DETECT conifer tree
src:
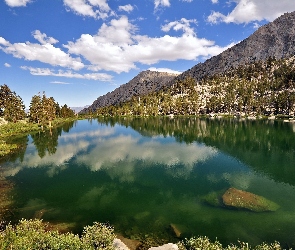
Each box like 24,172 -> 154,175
0,84 -> 26,122
29,94 -> 43,124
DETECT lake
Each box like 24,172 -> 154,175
1,117 -> 295,248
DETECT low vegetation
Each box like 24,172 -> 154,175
0,219 -> 115,250
0,219 -> 285,250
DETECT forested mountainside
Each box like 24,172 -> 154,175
79,71 -> 178,114
81,11 -> 295,116
95,56 -> 295,117
175,11 -> 295,82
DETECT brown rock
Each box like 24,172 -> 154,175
170,224 -> 182,238
117,234 -> 142,250
222,187 -> 279,212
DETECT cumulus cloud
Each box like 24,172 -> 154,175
118,4 -> 134,13
207,0 -> 295,24
161,18 -> 197,35
0,36 -> 84,70
32,30 -> 59,45
0,17 -> 233,77
21,66 -> 113,81
4,0 -> 31,7
148,67 -> 182,74
211,0 -> 218,3
154,0 -> 170,9
63,0 -> 114,19
4,63 -> 11,67
65,16 -> 233,73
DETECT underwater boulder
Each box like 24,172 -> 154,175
222,187 -> 280,212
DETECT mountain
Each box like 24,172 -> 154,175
80,11 -> 295,114
175,11 -> 295,82
70,105 -> 90,114
79,71 -> 179,114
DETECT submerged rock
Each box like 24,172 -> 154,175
170,224 -> 182,238
222,187 -> 280,212
201,191 -> 224,207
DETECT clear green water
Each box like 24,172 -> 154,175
1,117 -> 295,247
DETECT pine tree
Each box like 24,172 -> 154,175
29,94 -> 43,124
0,84 -> 26,122
42,94 -> 56,127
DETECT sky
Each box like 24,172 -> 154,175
1,0 -> 295,109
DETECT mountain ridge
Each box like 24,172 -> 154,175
80,70 -> 179,114
175,11 -> 295,82
80,11 -> 295,114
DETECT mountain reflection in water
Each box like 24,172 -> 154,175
1,117 -> 295,248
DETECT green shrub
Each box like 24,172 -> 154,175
0,219 -> 115,250
81,222 -> 116,250
179,236 -> 283,250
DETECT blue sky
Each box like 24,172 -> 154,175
1,0 -> 295,108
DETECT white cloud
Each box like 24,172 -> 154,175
4,0 -> 31,7
207,0 -> 295,24
0,35 -> 84,70
21,66 -> 113,81
50,81 -> 71,84
154,0 -> 170,9
65,16 -> 138,73
65,16 -> 233,73
181,0 -> 193,2
4,63 -> 11,67
148,67 -> 182,74
161,18 -> 197,35
211,0 -> 218,3
63,0 -> 113,19
32,30 -> 59,45
118,4 -> 134,13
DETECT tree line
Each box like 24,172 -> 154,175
94,56 -> 295,118
0,84 -> 75,126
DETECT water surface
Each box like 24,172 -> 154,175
1,117 -> 295,247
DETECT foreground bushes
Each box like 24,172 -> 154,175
0,219 -> 287,250
0,219 -> 115,250
179,236 -> 282,250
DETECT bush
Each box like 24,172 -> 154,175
179,236 -> 282,250
81,222 -> 116,250
0,219 -> 115,250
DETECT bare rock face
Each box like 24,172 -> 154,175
79,71 -> 179,114
222,188 -> 279,212
176,11 -> 295,82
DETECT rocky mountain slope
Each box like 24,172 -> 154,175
175,11 -> 295,82
80,71 -> 178,114
81,11 -> 295,114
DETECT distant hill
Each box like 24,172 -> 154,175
71,105 -> 89,114
79,71 -> 179,114
80,11 -> 295,114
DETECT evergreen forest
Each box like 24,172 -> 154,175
94,56 -> 295,118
